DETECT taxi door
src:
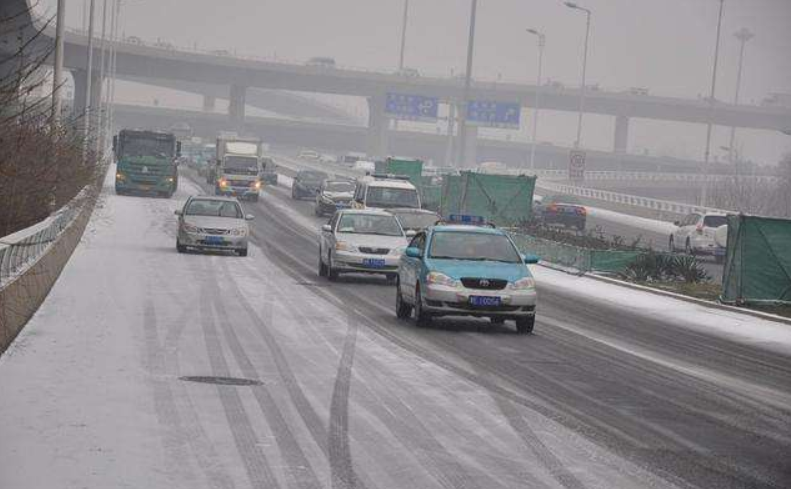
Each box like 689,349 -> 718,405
400,231 -> 426,302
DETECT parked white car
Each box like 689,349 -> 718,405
669,212 -> 727,262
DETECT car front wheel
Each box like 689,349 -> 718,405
327,253 -> 339,281
414,286 -> 432,327
515,316 -> 535,334
395,281 -> 412,319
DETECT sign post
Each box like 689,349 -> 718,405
569,150 -> 586,181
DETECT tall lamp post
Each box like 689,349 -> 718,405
51,0 -> 66,129
83,0 -> 96,148
728,27 -> 754,165
398,0 -> 409,71
701,0 -> 725,207
456,0 -> 478,169
526,28 -> 545,173
564,1 -> 591,149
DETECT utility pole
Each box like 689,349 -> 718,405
526,29 -> 545,173
728,27 -> 753,165
398,0 -> 409,71
701,0 -> 725,207
564,2 -> 591,148
51,0 -> 66,129
456,0 -> 477,170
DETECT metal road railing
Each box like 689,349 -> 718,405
0,189 -> 89,286
531,169 -> 778,184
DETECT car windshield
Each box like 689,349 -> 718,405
366,187 -> 419,208
224,156 -> 258,175
429,231 -> 521,263
703,215 -> 727,228
185,200 -> 242,219
337,214 -> 403,236
394,211 -> 439,230
300,171 -> 327,183
324,181 -> 354,192
120,135 -> 173,159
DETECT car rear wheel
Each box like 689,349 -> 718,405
414,286 -> 432,327
395,282 -> 412,319
515,316 -> 535,334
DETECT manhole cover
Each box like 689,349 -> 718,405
180,376 -> 262,386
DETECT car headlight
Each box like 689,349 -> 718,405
231,227 -> 247,236
115,172 -> 126,180
335,241 -> 357,252
390,246 -> 406,256
219,179 -> 228,187
183,223 -> 200,233
426,272 -> 460,288
508,277 -> 536,291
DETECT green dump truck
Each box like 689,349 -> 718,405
114,129 -> 180,197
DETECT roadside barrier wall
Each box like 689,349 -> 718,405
509,232 -> 642,275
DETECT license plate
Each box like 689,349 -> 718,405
140,185 -> 151,191
205,236 -> 225,245
469,296 -> 501,307
362,258 -> 386,268
336,203 -> 350,209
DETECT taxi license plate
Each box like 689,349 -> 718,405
362,258 -> 385,268
469,296 -> 501,307
205,236 -> 225,245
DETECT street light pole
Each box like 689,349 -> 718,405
728,27 -> 753,165
526,28 -> 545,173
398,0 -> 409,71
96,0 -> 109,155
51,0 -> 66,129
457,0 -> 478,169
701,0 -> 725,207
565,2 -> 591,148
83,0 -> 96,147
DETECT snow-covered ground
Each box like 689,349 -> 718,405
0,169 -> 684,488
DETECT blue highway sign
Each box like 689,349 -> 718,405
466,100 -> 521,129
385,93 -> 439,122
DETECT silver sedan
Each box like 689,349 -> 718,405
175,196 -> 254,256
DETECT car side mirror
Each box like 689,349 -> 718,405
321,224 -> 332,232
245,214 -> 255,221
174,209 -> 182,216
405,247 -> 422,259
405,230 -> 416,237
522,253 -> 540,264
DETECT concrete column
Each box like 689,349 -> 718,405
366,94 -> 388,159
202,94 -> 216,112
228,85 -> 247,128
454,102 -> 477,168
614,115 -> 630,154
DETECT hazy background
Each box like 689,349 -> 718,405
40,0 -> 791,166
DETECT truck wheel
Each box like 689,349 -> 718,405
515,316 -> 535,334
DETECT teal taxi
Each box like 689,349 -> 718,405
395,216 -> 539,334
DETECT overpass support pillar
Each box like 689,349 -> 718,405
614,115 -> 630,154
366,94 -> 388,159
71,69 -> 103,132
454,102 -> 478,168
203,95 -> 216,112
228,85 -> 247,129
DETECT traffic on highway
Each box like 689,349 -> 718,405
2,1 -> 791,489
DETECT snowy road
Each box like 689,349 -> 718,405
1,168 -> 790,489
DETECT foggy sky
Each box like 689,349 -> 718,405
41,0 -> 791,164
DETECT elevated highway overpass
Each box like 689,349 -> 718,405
2,0 -> 789,161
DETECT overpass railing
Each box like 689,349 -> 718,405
531,169 -> 778,183
0,188 -> 89,286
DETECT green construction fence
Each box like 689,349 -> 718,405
508,233 -> 642,274
440,172 -> 537,226
721,214 -> 791,305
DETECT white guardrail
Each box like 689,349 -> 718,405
535,180 -> 729,216
0,189 -> 88,286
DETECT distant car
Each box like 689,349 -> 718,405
534,194 -> 587,231
352,175 -> 420,210
669,212 -> 727,262
395,218 -> 539,333
260,157 -> 278,185
315,179 -> 356,216
292,170 -> 328,199
319,154 -> 336,164
125,35 -> 143,45
318,209 -> 412,281
388,208 -> 441,233
396,67 -> 420,78
298,149 -> 320,160
210,49 -> 231,56
306,57 -> 336,68
175,196 -> 254,256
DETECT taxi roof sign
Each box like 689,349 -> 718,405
447,214 -> 486,225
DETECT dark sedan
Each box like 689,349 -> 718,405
535,194 -> 587,231
291,170 -> 328,199
315,179 -> 355,216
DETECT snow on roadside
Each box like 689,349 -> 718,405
533,266 -> 791,354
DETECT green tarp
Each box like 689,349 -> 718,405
440,172 -> 536,226
375,158 -> 423,188
721,214 -> 791,305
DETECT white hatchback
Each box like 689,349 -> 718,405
669,212 -> 728,262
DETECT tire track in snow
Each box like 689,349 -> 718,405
198,280 -> 281,489
328,316 -> 359,489
220,260 -> 375,489
209,269 -> 323,489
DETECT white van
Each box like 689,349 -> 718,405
352,160 -> 376,173
352,175 -> 421,210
